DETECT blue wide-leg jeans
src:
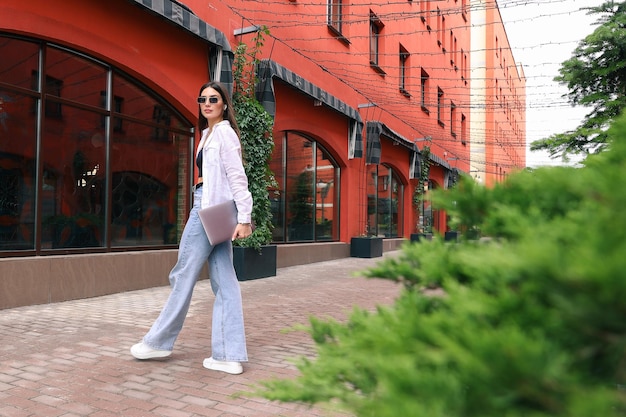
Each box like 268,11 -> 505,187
142,187 -> 248,362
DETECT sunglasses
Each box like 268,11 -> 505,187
197,96 -> 220,104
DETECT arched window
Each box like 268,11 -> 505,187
421,179 -> 443,234
269,132 -> 339,243
0,34 -> 193,253
366,164 -> 403,237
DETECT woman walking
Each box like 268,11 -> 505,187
130,81 -> 253,375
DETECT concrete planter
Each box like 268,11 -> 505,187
410,233 -> 433,242
350,237 -> 383,258
233,245 -> 277,281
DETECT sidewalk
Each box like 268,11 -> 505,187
0,251 -> 402,417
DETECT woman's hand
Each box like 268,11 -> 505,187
232,223 -> 253,241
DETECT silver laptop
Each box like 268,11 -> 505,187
198,200 -> 238,246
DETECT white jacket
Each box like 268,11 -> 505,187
197,120 -> 253,224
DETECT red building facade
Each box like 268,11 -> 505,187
0,0 -> 523,308
228,0 -> 473,239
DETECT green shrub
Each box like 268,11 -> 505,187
232,28 -> 277,251
255,113 -> 626,416
233,94 -> 275,250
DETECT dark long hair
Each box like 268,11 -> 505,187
196,81 -> 241,138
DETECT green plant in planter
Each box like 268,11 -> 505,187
413,145 -> 431,233
232,27 -> 277,251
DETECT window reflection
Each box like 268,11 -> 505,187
0,91 -> 37,250
110,116 -> 184,247
315,146 -> 334,241
270,132 -> 339,243
0,35 -> 192,253
45,46 -> 108,108
367,165 -> 377,236
286,135 -> 314,241
0,38 -> 40,250
269,135 -> 284,242
41,105 -> 106,249
367,164 -> 403,237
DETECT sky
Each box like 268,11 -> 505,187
498,0 -> 606,167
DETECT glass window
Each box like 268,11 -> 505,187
0,38 -> 40,250
369,12 -> 382,67
366,165 -> 377,236
0,92 -> 38,250
367,164 -> 403,237
450,101 -> 457,137
108,74 -> 191,248
40,104 -> 106,249
0,37 -> 40,89
399,45 -> 409,94
0,34 -> 193,254
315,144 -> 335,241
420,69 -> 429,111
46,46 -> 108,108
421,179 -> 440,234
437,87 -> 444,125
327,0 -> 343,34
110,117 -> 186,247
286,134 -> 314,241
388,171 -> 401,237
271,132 -> 339,243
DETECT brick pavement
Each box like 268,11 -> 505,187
0,251 -> 402,417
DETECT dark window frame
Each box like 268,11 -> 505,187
399,45 -> 410,96
369,11 -> 385,74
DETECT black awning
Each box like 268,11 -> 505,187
129,0 -> 234,93
428,152 -> 451,170
256,59 -> 364,158
366,121 -> 418,165
365,122 -> 382,164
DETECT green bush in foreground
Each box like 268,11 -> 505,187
254,113 -> 626,416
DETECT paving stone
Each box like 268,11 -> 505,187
0,252 -> 402,416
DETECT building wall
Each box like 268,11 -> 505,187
471,0 -> 526,186
0,0 -> 526,308
209,0 -> 473,236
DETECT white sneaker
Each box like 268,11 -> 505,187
203,357 -> 243,374
130,342 -> 172,360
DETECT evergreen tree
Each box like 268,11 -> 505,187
254,111 -> 626,416
531,1 -> 626,159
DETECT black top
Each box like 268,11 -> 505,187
196,149 -> 203,177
